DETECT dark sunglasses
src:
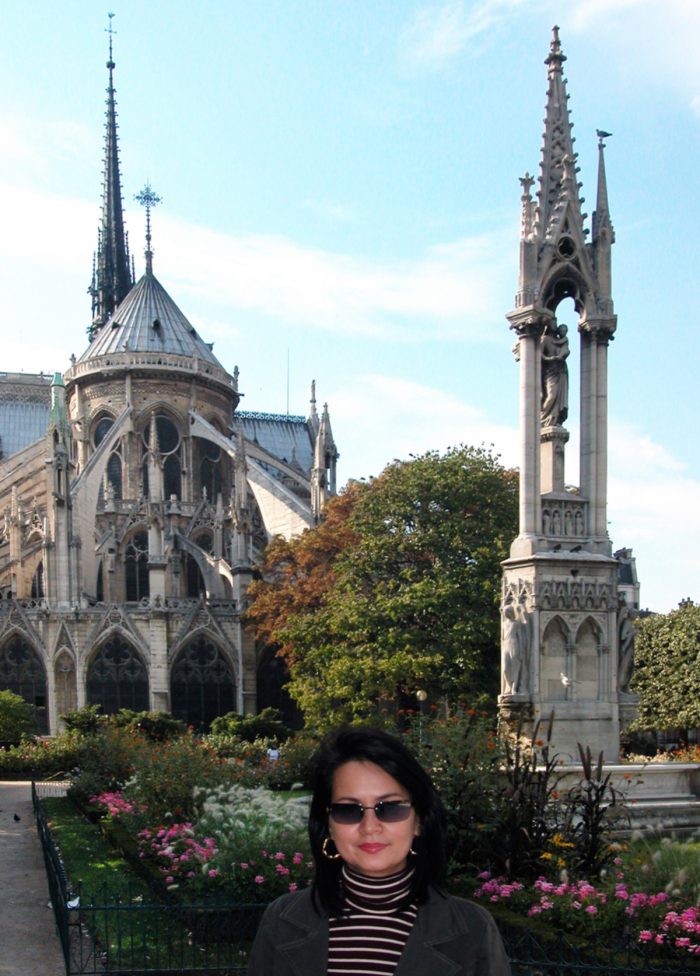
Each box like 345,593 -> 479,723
327,800 -> 413,824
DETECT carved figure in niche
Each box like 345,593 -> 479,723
541,323 -> 570,427
617,598 -> 636,694
502,602 -> 531,695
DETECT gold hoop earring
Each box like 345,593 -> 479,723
322,836 -> 342,861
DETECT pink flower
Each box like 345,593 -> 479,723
208,869 -> 219,878
254,875 -> 265,885
585,905 -> 597,915
288,883 -> 298,893
638,931 -> 653,942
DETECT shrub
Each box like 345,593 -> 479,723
260,733 -> 317,789
0,690 -> 35,745
112,710 -> 188,741
404,706 -> 505,874
59,704 -> 106,735
0,732 -> 87,778
209,707 -> 292,743
69,724 -> 149,805
123,733 -> 231,822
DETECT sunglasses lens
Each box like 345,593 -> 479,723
376,801 -> 412,822
328,803 -> 363,824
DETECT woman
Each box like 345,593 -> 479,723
247,725 -> 511,975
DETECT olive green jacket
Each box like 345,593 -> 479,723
246,885 -> 511,976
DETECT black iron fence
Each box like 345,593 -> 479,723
33,784 -> 264,974
34,786 -> 698,976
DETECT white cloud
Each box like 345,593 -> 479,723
330,374 -> 520,481
141,211 -> 514,343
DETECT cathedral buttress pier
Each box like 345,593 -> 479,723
499,28 -> 629,763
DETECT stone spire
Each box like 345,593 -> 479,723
502,27 -> 622,763
592,131 -> 615,309
311,402 -> 339,519
88,14 -> 133,342
535,26 -> 586,246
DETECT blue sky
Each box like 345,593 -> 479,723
1,0 -> 698,613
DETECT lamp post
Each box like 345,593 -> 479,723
416,689 -> 428,746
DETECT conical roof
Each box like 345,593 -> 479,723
78,271 -> 222,367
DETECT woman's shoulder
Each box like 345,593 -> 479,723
421,887 -> 502,934
260,885 -> 319,925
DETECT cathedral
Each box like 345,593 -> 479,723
0,36 -> 338,734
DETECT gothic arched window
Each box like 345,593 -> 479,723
142,414 -> 182,499
200,439 -> 222,501
31,561 -> 45,600
86,636 -> 149,715
170,636 -> 235,729
94,415 -> 123,500
0,635 -> 48,734
125,530 -> 149,602
185,532 -> 212,599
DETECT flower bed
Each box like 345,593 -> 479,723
473,863 -> 700,959
90,782 -> 314,904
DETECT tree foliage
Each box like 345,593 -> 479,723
246,446 -> 518,729
632,601 -> 700,732
0,689 -> 35,745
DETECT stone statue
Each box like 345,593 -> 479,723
617,599 -> 636,694
502,603 -> 531,695
541,323 -> 570,427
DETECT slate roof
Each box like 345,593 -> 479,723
237,412 -> 314,476
79,272 -> 223,368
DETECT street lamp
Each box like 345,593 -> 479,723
416,689 -> 428,745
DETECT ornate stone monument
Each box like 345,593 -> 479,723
500,28 -> 630,762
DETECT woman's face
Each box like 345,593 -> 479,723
327,759 -> 420,878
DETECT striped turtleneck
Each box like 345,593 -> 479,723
327,864 -> 418,975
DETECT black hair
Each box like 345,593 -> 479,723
308,725 -> 448,914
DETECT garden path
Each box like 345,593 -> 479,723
0,781 -> 65,976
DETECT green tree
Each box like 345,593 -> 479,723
0,690 -> 36,744
247,446 -> 518,729
633,601 -> 700,734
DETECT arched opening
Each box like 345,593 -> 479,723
54,649 -> 77,719
256,645 -> 303,729
540,617 -> 569,701
86,636 -> 149,715
185,532 -> 213,599
125,530 -> 149,602
575,618 -> 601,700
200,438 -> 222,501
0,635 -> 48,733
31,561 -> 45,600
143,414 -> 182,500
170,636 -> 235,729
94,414 -> 123,501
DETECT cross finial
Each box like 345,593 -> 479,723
135,183 -> 162,274
106,12 -> 116,68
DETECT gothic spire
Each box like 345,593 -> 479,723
535,26 -> 586,244
593,130 -> 614,244
592,130 -> 615,309
88,13 -> 133,341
